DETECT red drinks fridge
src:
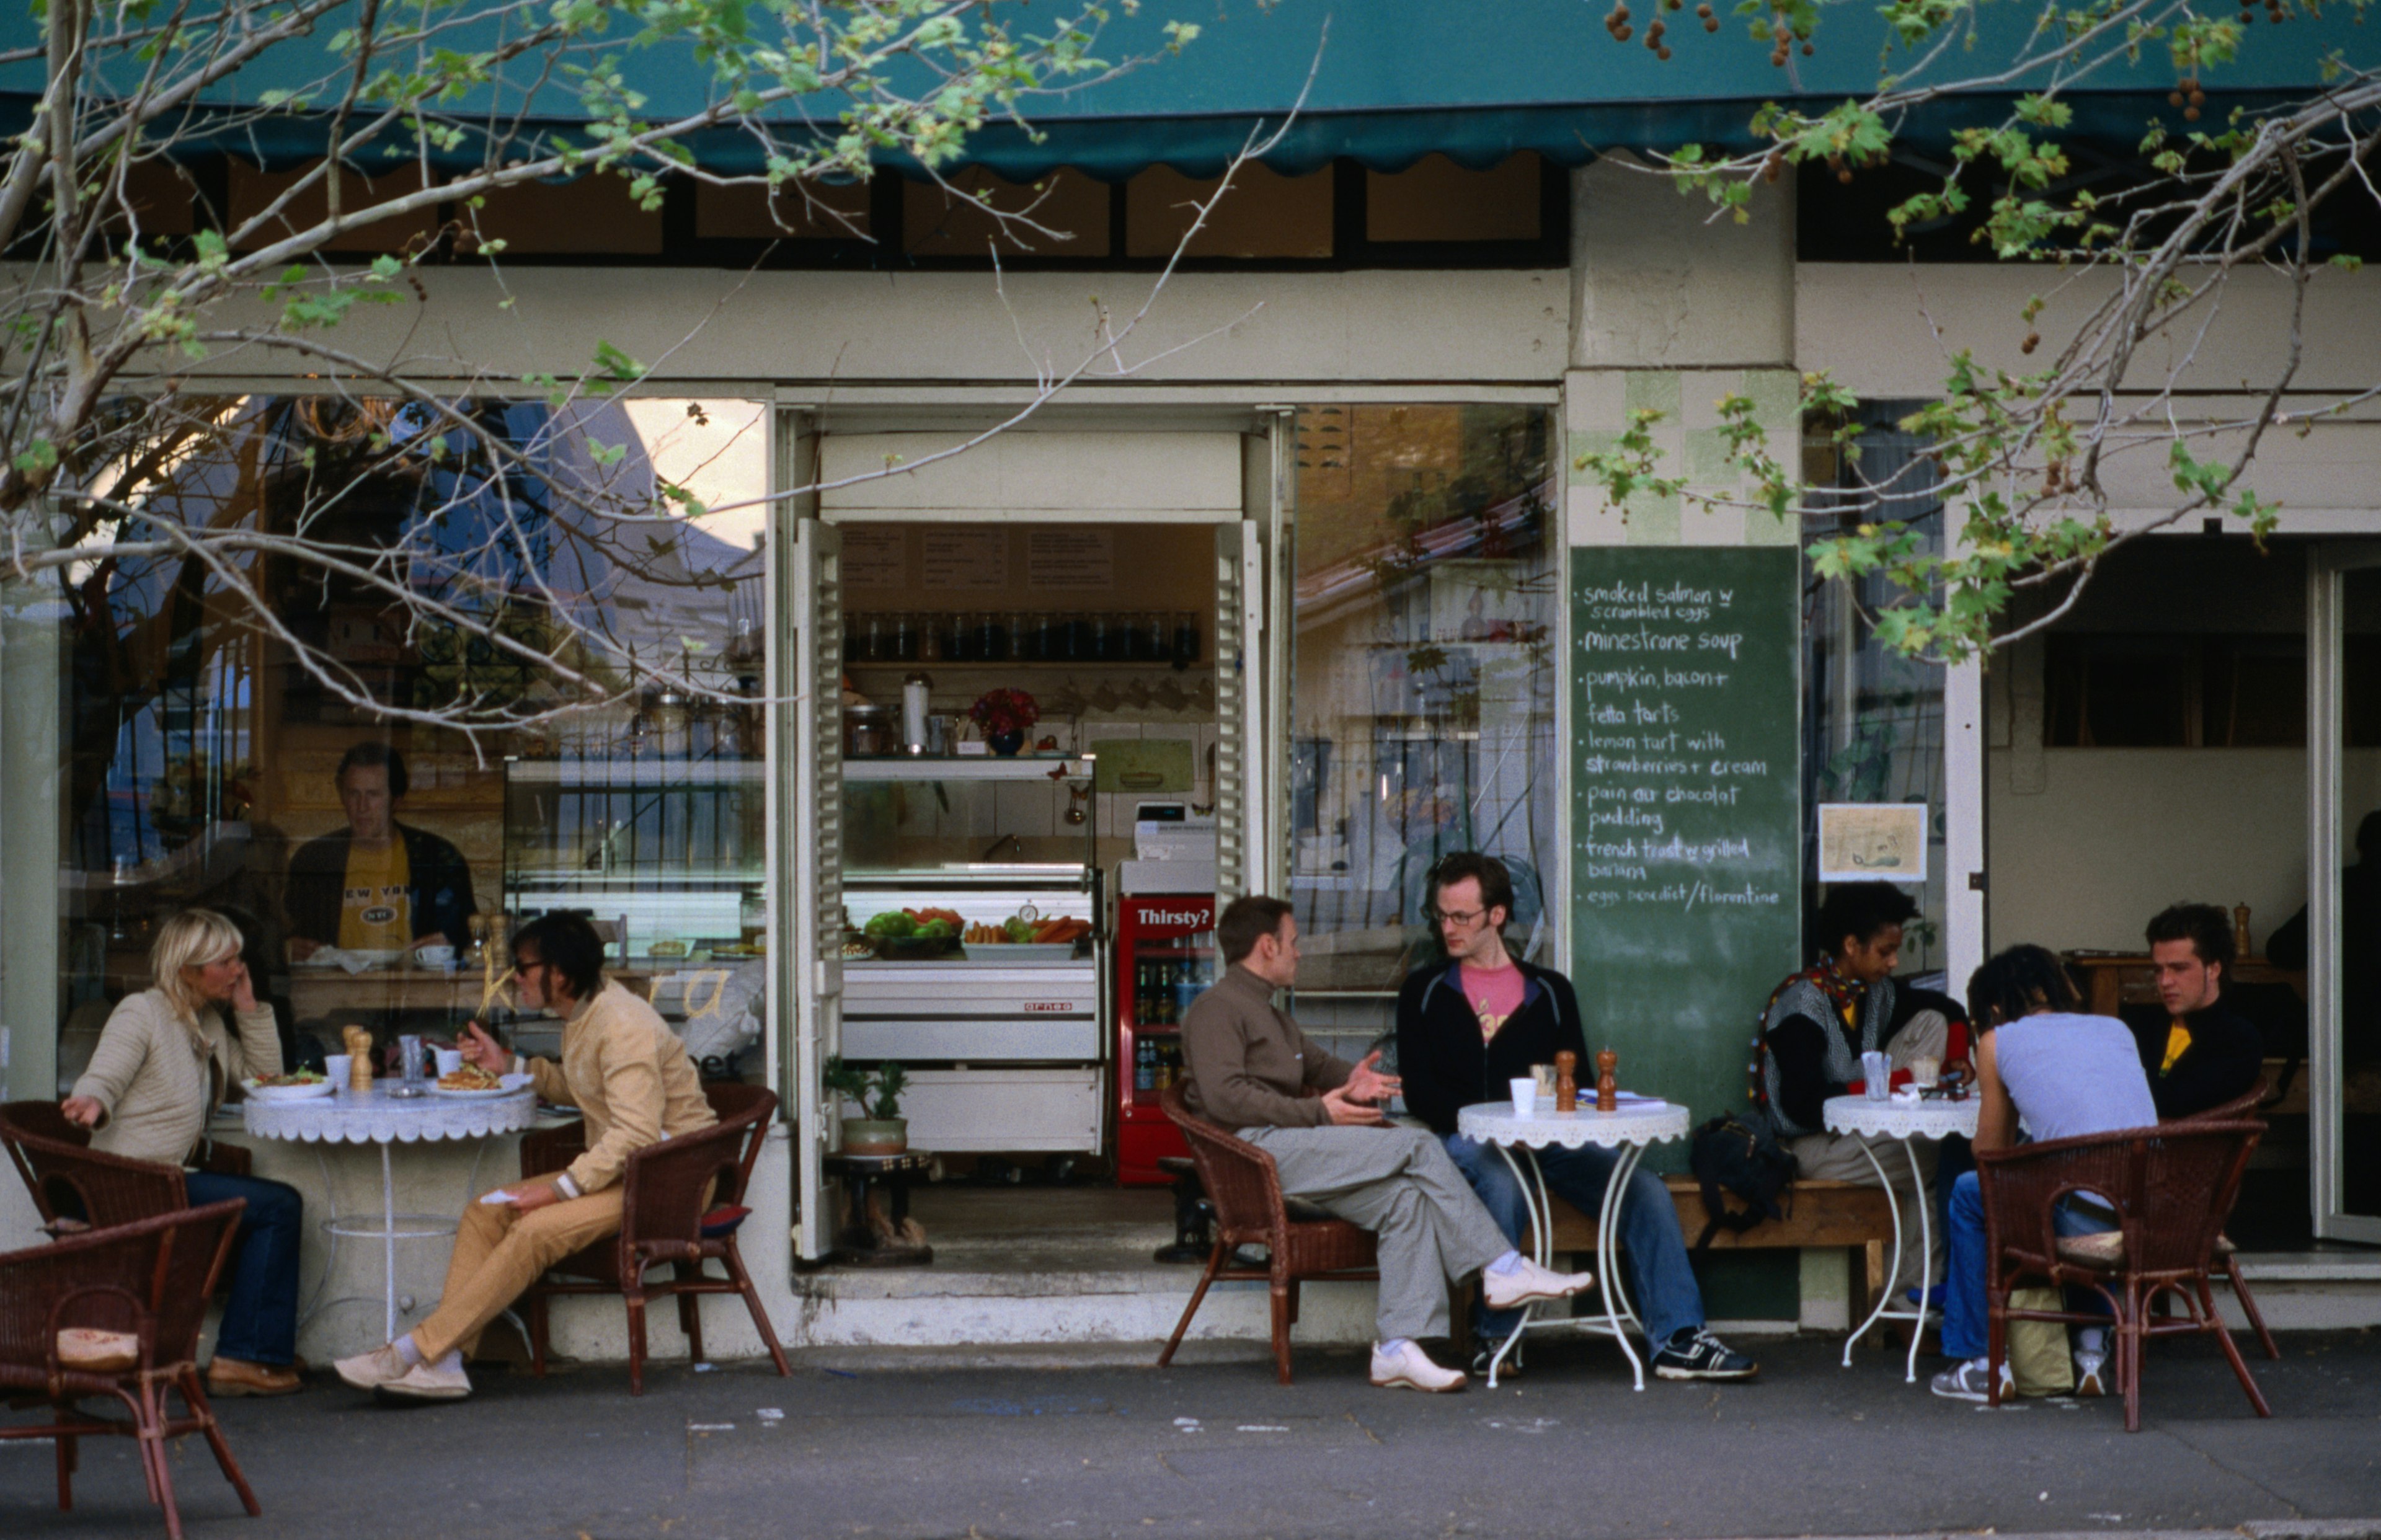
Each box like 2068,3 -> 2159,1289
1114,894 -> 1217,1185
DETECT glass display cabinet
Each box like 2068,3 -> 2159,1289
500,755 -> 768,1074
839,755 -> 1106,1154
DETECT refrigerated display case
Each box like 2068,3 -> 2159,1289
839,755 -> 1106,1154
500,755 -> 768,1073
1114,893 -> 1217,1185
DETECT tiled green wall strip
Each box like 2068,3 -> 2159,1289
1567,368 -> 1800,547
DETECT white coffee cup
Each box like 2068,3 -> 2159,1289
324,1054 -> 352,1090
416,944 -> 457,970
1909,1053 -> 1943,1089
435,1048 -> 464,1077
1509,1077 -> 1537,1118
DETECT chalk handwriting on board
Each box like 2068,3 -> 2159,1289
1569,549 -> 1800,1128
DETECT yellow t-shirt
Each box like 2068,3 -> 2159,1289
338,839 -> 414,951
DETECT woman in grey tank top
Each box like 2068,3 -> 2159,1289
1933,946 -> 2158,1403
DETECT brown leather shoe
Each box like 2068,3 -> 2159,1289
206,1356 -> 303,1397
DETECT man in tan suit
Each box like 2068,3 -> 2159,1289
335,914 -> 714,1401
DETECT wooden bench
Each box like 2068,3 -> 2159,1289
1540,1175 -> 1902,1323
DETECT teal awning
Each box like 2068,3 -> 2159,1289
0,0 -> 2365,177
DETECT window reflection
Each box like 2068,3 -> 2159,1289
1288,404 -> 1558,992
50,395 -> 769,1089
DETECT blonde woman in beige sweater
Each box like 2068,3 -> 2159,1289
61,908 -> 306,1397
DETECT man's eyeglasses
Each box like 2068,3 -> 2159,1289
1426,908 -> 1488,928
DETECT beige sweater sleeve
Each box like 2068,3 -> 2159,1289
523,1055 -> 574,1107
71,997 -> 159,1125
224,1003 -> 282,1084
564,1024 -> 667,1195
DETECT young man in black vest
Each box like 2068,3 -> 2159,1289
1395,852 -> 1757,1381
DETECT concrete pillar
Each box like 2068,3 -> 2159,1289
1571,153 -> 1796,373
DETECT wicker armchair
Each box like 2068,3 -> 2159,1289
1155,1083 -> 1380,1384
518,1082 -> 791,1394
0,1199 -> 259,1540
1977,1120 -> 2271,1432
5,1095 -> 257,1229
2165,1076 -> 2280,1360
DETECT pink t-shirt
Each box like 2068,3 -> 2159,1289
1460,962 -> 1528,1043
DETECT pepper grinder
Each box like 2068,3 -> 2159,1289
2233,901 -> 2253,960
1554,1050 -> 1578,1113
1595,1048 -> 1619,1113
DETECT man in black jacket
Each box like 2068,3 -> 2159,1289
1396,852 -> 1757,1382
2121,903 -> 2264,1119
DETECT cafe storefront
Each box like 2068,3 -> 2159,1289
4,9 -> 2379,1361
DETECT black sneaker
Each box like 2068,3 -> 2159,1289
1651,1328 -> 1759,1381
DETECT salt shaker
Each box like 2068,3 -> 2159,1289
1595,1048 -> 1618,1113
1554,1050 -> 1578,1113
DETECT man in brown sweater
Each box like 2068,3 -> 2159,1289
1182,895 -> 1594,1392
334,914 -> 716,1402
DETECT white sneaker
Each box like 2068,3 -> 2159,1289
1369,1340 -> 1466,1393
334,1343 -> 412,1392
377,1358 -> 472,1402
2073,1346 -> 2108,1397
1481,1257 -> 1595,1312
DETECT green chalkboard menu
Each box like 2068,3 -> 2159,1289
1569,547 -> 1802,1136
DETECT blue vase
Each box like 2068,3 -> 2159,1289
989,730 -> 1025,756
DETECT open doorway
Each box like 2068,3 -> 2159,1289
1985,535 -> 2353,1249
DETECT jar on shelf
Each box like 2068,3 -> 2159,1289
1171,610 -> 1201,668
971,611 -> 1009,663
1007,611 -> 1035,663
933,611 -> 967,663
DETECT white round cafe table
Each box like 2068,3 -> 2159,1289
1455,1097 -> 1692,1391
1820,1092 -> 1980,1383
242,1084 -> 536,1343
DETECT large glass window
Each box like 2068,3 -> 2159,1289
1803,402 -> 1948,983
1287,404 -> 1559,994
7,394 -> 769,1096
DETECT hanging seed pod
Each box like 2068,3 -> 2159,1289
2170,90 -> 2186,107
1705,15 -> 1721,29
2184,105 -> 2201,120
1771,46 -> 1789,64
1696,2 -> 1714,14
2021,332 -> 2041,354
2190,89 -> 2207,107
1616,22 -> 1634,40
1802,40 -> 1815,54
1657,43 -> 1674,58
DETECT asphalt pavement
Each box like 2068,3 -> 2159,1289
4,1330 -> 2378,1540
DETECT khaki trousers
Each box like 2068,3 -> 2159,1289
412,1175 -> 623,1361
1783,1009 -> 1951,1293
1238,1123 -> 1514,1344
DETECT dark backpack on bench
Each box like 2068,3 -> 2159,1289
1687,1111 -> 1796,1251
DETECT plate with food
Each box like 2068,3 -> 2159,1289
243,1071 -> 334,1102
431,1065 -> 528,1099
861,907 -> 965,960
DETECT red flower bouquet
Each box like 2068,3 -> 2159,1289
969,688 -> 1041,737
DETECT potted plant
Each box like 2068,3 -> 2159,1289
825,1056 -> 911,1155
969,688 -> 1040,756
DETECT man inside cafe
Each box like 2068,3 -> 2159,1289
2120,902 -> 2265,1120
284,742 -> 476,962
1181,895 -> 1597,1394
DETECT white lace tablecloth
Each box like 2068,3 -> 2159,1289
1457,1097 -> 1691,1150
241,1086 -> 536,1144
1821,1093 -> 1979,1142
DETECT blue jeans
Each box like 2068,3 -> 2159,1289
185,1170 -> 303,1367
1442,1135 -> 1705,1346
1942,1169 -> 2112,1361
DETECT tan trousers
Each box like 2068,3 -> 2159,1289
411,1175 -> 622,1361
1783,1010 -> 1950,1293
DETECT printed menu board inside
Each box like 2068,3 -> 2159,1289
1569,547 -> 1801,1136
